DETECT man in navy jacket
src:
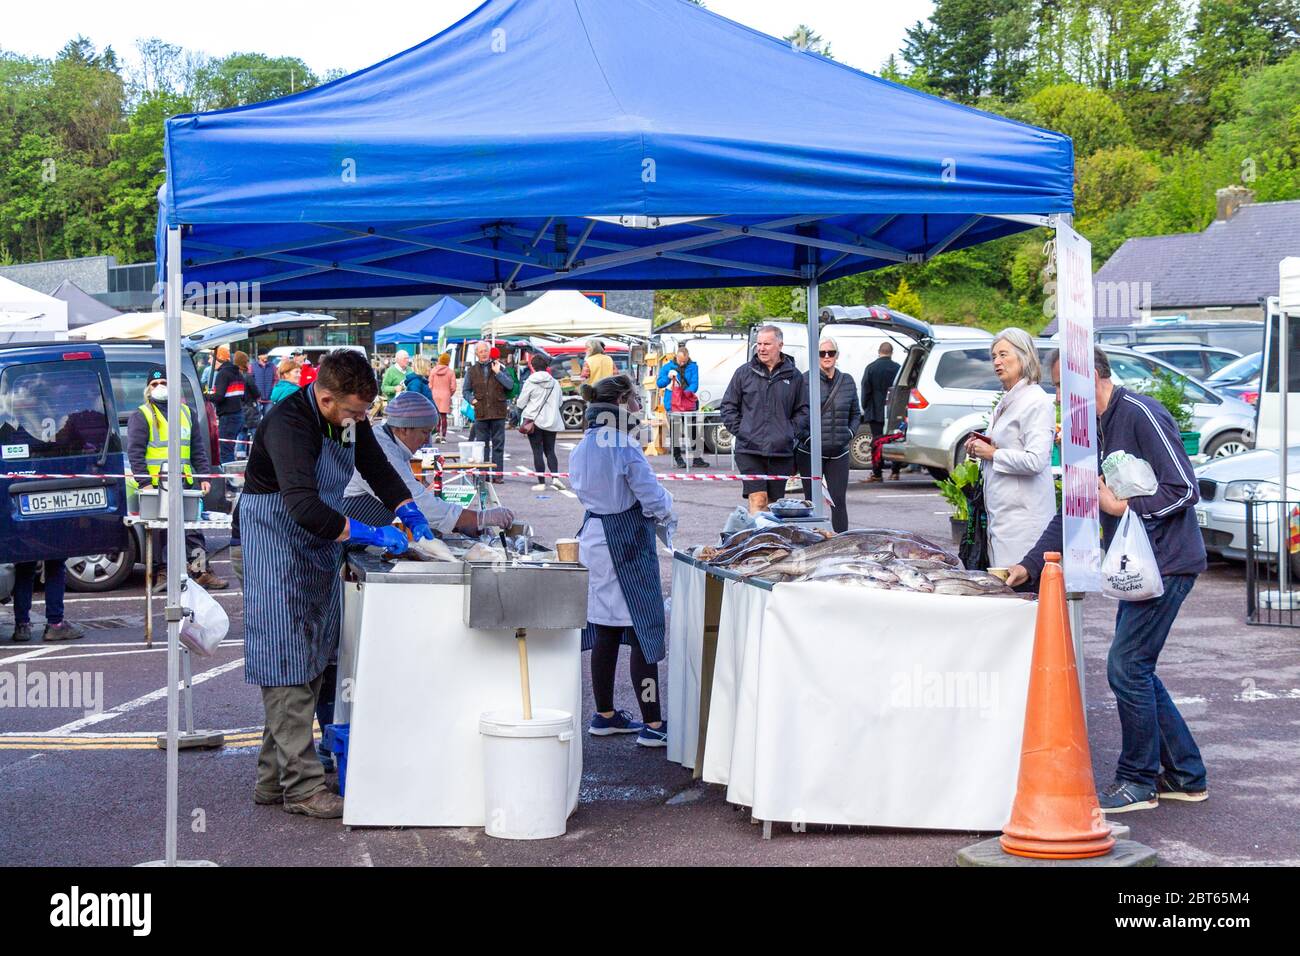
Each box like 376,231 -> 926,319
1008,346 -> 1208,814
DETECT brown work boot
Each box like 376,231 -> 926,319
42,621 -> 85,642
283,788 -> 344,819
193,570 -> 228,590
866,474 -> 882,483
252,786 -> 284,806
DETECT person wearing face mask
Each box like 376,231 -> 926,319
568,375 -> 676,748
126,370 -> 227,590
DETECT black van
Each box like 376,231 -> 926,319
0,342 -> 128,567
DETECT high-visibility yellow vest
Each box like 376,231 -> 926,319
139,402 -> 193,483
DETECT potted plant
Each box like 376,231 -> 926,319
935,458 -> 980,545
1138,371 -> 1198,455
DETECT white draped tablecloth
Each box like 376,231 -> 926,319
667,559 -> 1040,832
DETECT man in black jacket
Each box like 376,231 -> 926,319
719,325 -> 810,513
208,345 -> 245,465
861,342 -> 901,481
1008,347 -> 1207,814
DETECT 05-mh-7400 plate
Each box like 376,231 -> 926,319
19,487 -> 108,516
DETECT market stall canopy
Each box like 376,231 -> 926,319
486,290 -> 650,339
375,296 -> 468,346
157,0 -> 1074,299
76,309 -> 221,341
437,296 -> 505,350
0,276 -> 68,343
49,279 -> 121,329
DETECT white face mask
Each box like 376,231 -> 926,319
150,385 -> 168,402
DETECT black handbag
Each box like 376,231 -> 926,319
959,480 -> 991,572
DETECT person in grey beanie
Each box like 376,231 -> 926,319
342,390 -> 514,534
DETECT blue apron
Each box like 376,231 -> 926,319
579,504 -> 666,663
241,384 -> 354,687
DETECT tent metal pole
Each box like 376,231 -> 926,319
1278,296 -> 1289,596
807,275 -> 824,519
164,226 -> 183,867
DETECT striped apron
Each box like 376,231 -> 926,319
579,504 -> 666,663
241,384 -> 354,687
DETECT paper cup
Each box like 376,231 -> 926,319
555,538 -> 580,563
987,567 -> 1010,582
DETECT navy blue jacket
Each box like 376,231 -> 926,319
1020,386 -> 1206,583
719,352 -> 810,457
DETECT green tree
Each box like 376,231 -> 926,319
193,53 -> 318,110
887,277 -> 924,317
1009,82 -> 1133,157
785,25 -> 833,59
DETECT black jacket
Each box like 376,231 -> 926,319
861,355 -> 900,423
719,352 -> 809,457
1020,386 -> 1206,583
210,362 -> 245,417
799,368 -> 862,458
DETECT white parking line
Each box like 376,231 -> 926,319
23,591 -> 243,606
0,640 -> 242,666
44,657 -> 246,735
0,646 -> 61,665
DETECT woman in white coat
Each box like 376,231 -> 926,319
964,327 -> 1057,569
568,374 -> 677,748
516,353 -> 566,491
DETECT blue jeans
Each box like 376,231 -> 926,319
1107,574 -> 1206,791
13,561 -> 66,625
218,413 -> 242,465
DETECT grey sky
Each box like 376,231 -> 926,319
2,0 -> 935,79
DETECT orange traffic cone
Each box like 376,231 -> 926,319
999,552 -> 1115,860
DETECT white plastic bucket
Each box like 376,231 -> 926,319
479,708 -> 574,840
458,441 -> 485,463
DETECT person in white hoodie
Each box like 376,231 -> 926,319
516,353 -> 567,491
964,327 -> 1057,569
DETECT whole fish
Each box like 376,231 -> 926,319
806,573 -> 893,589
801,561 -> 899,584
891,558 -> 951,571
890,564 -> 935,592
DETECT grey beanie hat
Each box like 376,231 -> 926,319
385,390 -> 439,428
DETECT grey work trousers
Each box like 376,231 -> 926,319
257,674 -> 326,803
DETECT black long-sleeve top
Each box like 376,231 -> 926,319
239,385 -> 410,540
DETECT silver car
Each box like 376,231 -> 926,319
1195,446 -> 1300,574
885,340 -> 1257,478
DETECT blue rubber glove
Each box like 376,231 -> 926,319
347,518 -> 409,554
395,501 -> 434,541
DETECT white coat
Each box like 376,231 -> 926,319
516,370 -> 565,433
982,378 -> 1057,568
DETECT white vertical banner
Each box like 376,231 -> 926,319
1056,222 -> 1101,592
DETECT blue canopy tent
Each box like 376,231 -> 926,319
373,296 -> 467,347
151,0 -> 1074,863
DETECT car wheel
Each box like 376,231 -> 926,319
849,430 -> 874,470
560,399 -> 586,431
65,536 -> 138,593
927,466 -> 949,481
707,423 -> 735,456
1206,431 -> 1251,459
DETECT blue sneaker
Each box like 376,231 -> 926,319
1098,779 -> 1158,813
637,721 -> 668,748
588,710 -> 643,736
1156,772 -> 1208,803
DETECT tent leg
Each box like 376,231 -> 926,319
806,278 -> 824,519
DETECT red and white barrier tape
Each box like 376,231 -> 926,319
4,469 -> 817,484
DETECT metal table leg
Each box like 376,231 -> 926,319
144,530 -> 153,648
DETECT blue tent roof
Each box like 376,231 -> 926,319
158,0 -> 1073,299
373,296 -> 468,345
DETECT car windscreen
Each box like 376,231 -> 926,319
1107,352 -> 1214,403
0,361 -> 118,462
933,348 -> 999,391
1207,351 -> 1261,385
109,362 -> 200,420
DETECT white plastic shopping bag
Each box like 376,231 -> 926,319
1101,509 -> 1165,601
178,579 -> 229,656
1101,451 -> 1159,500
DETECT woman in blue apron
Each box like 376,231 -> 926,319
238,351 -> 431,819
569,375 -> 677,748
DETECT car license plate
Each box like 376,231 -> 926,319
1195,508 -> 1208,527
19,488 -> 108,516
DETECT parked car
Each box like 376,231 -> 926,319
883,340 -> 1257,479
0,561 -> 13,603
1092,319 -> 1264,356
1205,351 -> 1262,406
1133,343 -> 1242,380
0,342 -> 129,586
1194,445 -> 1300,574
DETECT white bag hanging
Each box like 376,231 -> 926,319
1101,451 -> 1159,500
1101,509 -> 1165,601
178,579 -> 229,656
